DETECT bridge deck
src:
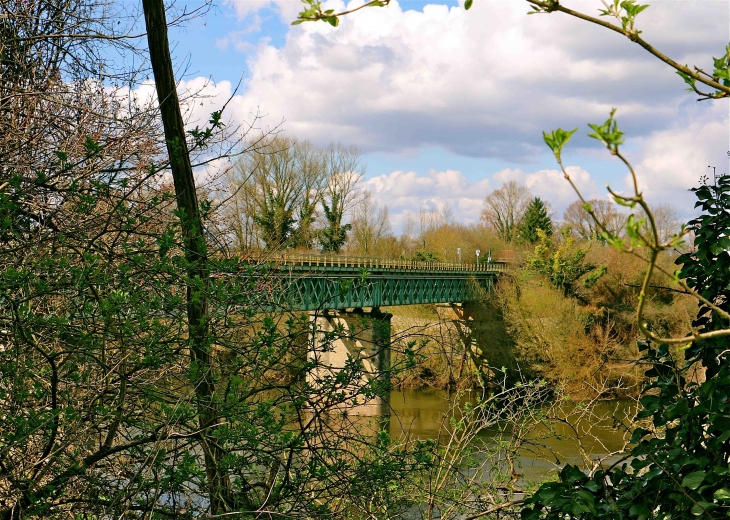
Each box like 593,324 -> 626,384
254,253 -> 508,274
251,255 -> 506,311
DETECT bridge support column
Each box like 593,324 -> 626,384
308,308 -> 391,416
450,304 -> 485,387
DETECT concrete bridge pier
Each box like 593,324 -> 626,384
452,304 -> 481,386
308,308 -> 391,416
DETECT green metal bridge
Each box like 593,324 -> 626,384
255,255 -> 507,311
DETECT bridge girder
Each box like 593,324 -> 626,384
273,271 -> 497,311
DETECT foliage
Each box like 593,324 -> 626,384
0,1 -> 414,517
526,228 -> 605,298
253,187 -> 299,247
521,175 -> 730,520
519,197 -> 553,244
412,250 -> 441,262
319,191 -> 351,253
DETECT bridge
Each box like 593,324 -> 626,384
250,254 -> 508,415
259,254 -> 507,311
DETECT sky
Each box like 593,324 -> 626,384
164,0 -> 730,230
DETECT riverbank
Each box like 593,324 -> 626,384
383,242 -> 695,399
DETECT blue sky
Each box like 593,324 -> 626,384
164,0 -> 730,228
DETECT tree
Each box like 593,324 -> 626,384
319,190 -> 352,252
1,1 -> 412,517
480,180 -> 531,242
295,1 -> 730,518
318,143 -> 363,252
522,175 -> 730,520
519,197 -> 553,244
563,199 -> 623,241
141,2 -> 242,510
248,137 -> 324,249
350,190 -> 391,255
526,228 -> 606,298
643,203 -> 681,245
0,1 -> 180,514
226,138 -> 362,251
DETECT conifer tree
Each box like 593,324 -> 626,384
519,197 -> 552,244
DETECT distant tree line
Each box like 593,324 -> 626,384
219,148 -> 682,266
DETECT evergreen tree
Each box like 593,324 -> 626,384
519,197 -> 552,244
254,188 -> 297,249
319,192 -> 351,252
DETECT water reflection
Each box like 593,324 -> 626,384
389,389 -> 636,482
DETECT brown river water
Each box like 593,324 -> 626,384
387,389 -> 637,483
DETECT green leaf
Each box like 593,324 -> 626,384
691,502 -> 715,516
612,196 -> 636,208
84,135 -> 103,156
676,70 -> 697,89
464,0 -> 473,10
714,488 -> 730,501
542,127 -> 578,160
681,470 -> 705,490
587,110 -> 625,149
291,19 -> 306,24
326,16 -> 339,26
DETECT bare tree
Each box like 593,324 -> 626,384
563,199 -> 623,240
480,180 -> 531,242
644,203 -> 681,245
226,138 -> 363,252
319,143 -> 364,252
350,190 -> 391,255
227,136 -> 326,250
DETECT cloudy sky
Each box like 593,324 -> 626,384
168,0 -> 729,229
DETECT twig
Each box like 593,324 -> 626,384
464,498 -> 525,519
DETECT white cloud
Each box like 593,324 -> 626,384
362,164 -> 601,229
491,165 -> 600,214
525,166 -> 599,207
628,100 -> 730,215
364,168 -> 491,227
225,0 -> 304,24
226,0 -> 727,160
134,0 -> 730,228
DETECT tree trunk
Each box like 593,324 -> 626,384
141,0 -> 232,513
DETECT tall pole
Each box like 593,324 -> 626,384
141,0 -> 237,513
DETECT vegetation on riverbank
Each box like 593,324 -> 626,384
382,229 -> 694,399
3,0 -> 727,517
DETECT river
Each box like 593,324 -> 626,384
388,389 -> 636,483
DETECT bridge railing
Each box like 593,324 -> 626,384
243,253 -> 509,272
